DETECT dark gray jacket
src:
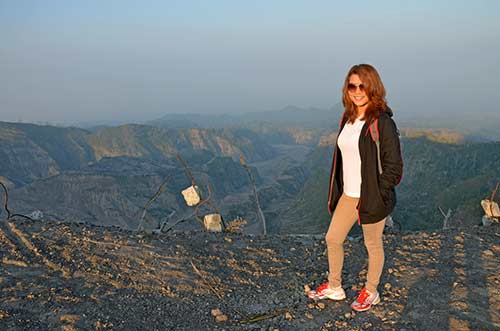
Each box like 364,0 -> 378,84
327,108 -> 403,224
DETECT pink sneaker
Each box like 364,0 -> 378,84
307,282 -> 346,300
351,288 -> 380,311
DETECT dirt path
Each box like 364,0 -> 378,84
1,220 -> 498,330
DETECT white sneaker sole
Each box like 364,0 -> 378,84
308,291 -> 346,301
325,293 -> 346,301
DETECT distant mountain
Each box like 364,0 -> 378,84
397,111 -> 500,142
147,105 -> 343,130
148,105 -> 500,143
0,122 -> 270,231
0,122 -> 94,186
87,125 -> 276,164
0,122 -> 274,187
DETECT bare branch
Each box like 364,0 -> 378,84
0,178 -> 12,219
438,206 -> 452,230
490,181 -> 500,202
137,176 -> 170,231
240,155 -> 266,235
191,180 -> 225,229
176,153 -> 196,186
438,206 -> 447,218
157,215 -> 194,234
0,177 -> 34,221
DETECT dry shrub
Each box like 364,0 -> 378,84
225,217 -> 247,233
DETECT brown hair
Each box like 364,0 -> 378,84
342,64 -> 387,124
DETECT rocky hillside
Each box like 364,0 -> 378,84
0,122 -> 272,231
0,219 -> 498,330
271,138 -> 500,233
3,120 -> 500,234
0,122 -> 274,187
6,156 -> 260,231
0,122 -> 92,186
86,125 -> 275,164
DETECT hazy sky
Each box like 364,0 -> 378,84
1,0 -> 499,124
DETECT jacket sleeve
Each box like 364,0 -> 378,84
379,117 -> 403,189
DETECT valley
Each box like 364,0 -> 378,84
1,112 -> 499,234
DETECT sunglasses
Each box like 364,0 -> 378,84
347,83 -> 366,93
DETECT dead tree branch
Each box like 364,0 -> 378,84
490,181 -> 500,202
239,155 -> 266,235
137,176 -> 170,231
192,180 -> 225,229
438,206 -> 452,230
154,210 -> 177,233
142,153 -> 226,234
175,155 -> 223,231
1,179 -> 11,219
157,215 -> 193,234
0,178 -> 34,221
176,154 -> 196,186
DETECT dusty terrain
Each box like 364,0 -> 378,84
0,219 -> 499,330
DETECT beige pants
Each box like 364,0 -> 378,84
325,193 -> 386,293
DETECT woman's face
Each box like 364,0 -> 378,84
347,74 -> 369,108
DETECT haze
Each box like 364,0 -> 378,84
1,0 -> 499,125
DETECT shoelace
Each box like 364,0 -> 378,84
356,289 -> 370,303
316,283 -> 329,292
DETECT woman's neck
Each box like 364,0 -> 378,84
357,103 -> 368,118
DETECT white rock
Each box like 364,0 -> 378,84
181,185 -> 201,206
204,214 -> 223,232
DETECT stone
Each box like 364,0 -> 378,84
204,214 -> 223,232
59,315 -> 81,323
181,185 -> 201,206
215,314 -> 228,322
483,250 -> 494,256
481,199 -> 500,218
211,309 -> 223,316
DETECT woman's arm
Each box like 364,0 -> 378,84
378,116 -> 403,189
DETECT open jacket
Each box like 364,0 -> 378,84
327,108 -> 403,224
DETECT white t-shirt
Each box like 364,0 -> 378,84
337,118 -> 365,198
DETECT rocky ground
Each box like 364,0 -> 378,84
0,219 -> 499,331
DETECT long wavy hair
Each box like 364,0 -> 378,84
342,64 -> 388,124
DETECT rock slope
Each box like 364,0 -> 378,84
0,219 -> 498,330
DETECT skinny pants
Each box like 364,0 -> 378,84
325,193 -> 386,293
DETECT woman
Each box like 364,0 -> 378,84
308,64 -> 403,312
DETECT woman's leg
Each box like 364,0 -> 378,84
325,193 -> 359,288
361,218 -> 386,293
